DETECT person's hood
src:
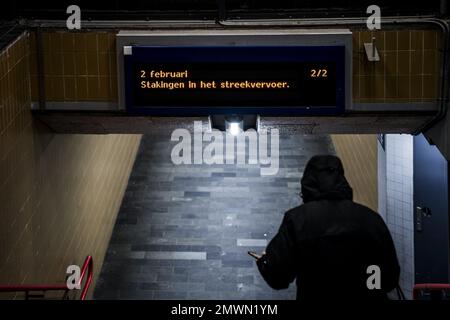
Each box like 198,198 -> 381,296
301,155 -> 353,203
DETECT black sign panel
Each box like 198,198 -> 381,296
124,46 -> 346,115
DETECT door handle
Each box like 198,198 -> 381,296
415,206 -> 432,232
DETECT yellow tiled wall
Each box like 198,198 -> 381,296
29,29 -> 442,104
331,134 -> 378,212
0,32 -> 141,299
30,31 -> 118,102
0,33 -> 29,136
354,30 -> 441,103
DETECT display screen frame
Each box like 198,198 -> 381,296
124,45 -> 346,116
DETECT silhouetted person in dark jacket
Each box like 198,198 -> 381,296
256,155 -> 400,300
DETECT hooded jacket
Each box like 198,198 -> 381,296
257,155 -> 400,300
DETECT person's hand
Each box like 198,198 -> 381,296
248,251 -> 265,260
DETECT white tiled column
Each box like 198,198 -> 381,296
378,137 -> 387,221
383,134 -> 415,299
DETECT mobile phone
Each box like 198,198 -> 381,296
247,251 -> 262,260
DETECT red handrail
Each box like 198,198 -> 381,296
413,283 -> 450,300
79,255 -> 94,300
0,255 -> 93,300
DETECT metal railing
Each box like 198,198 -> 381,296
0,255 -> 93,300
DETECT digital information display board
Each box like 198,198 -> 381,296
123,45 -> 346,115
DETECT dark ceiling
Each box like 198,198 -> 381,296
1,1 -> 446,20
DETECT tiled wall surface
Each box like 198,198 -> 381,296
29,31 -> 118,102
95,133 -> 333,300
377,138 -> 387,221
331,134 -> 378,212
383,134 -> 415,299
28,29 -> 442,105
0,32 -> 141,298
0,32 -> 30,140
354,29 -> 440,103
